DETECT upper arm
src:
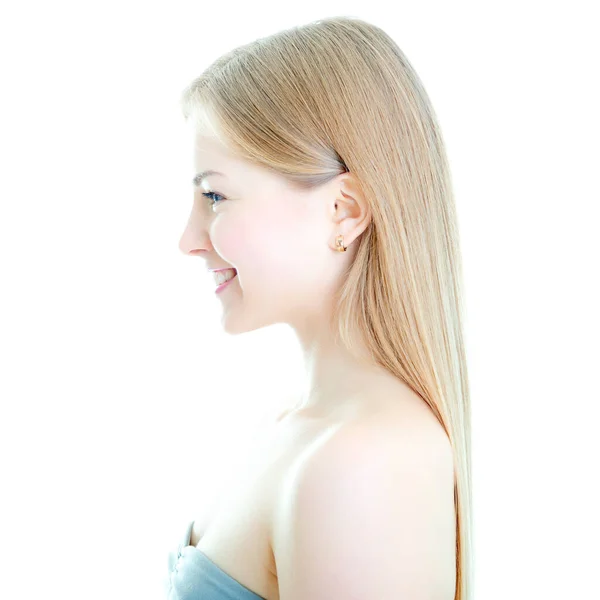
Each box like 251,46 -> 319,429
274,421 -> 456,600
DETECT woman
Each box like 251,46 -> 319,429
167,15 -> 472,600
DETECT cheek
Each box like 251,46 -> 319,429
248,215 -> 295,276
211,200 -> 323,294
237,206 -> 307,281
209,211 -> 282,276
209,216 -> 243,266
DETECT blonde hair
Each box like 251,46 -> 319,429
180,16 -> 473,600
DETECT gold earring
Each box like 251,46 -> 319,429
335,234 -> 347,252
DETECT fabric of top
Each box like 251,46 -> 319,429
165,519 -> 267,600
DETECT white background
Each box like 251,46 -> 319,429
1,2 -> 598,599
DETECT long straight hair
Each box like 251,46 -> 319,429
180,16 -> 473,600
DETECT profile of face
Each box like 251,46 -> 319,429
178,117 -> 369,336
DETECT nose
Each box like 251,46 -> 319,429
178,207 -> 212,256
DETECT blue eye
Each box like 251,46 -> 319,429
201,191 -> 226,206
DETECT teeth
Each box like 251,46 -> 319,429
214,269 -> 237,285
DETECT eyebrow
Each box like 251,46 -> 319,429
192,170 -> 226,187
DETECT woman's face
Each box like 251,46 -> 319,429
179,121 -> 348,335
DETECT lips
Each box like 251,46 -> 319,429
215,271 -> 237,293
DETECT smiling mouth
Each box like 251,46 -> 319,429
213,268 -> 237,286
214,270 -> 238,292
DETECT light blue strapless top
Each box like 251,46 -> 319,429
165,520 -> 267,600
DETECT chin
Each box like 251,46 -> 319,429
220,307 -> 284,336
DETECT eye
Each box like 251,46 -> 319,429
201,191 -> 227,206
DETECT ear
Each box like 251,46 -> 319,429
330,171 -> 372,248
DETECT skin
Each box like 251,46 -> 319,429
178,116 -> 408,420
177,115 -> 455,598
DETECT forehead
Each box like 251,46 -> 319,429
185,114 -> 313,204
185,124 -> 240,178
193,133 -> 229,162
192,134 -> 258,187
187,120 -> 278,190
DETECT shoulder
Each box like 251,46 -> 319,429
291,408 -> 455,518
273,407 -> 456,600
296,398 -> 455,494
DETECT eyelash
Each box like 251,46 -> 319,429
201,191 -> 226,206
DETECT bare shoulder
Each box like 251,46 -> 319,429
365,397 -> 454,465
305,399 -> 453,487
273,399 -> 456,599
278,390 -> 454,493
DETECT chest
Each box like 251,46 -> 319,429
193,414 -> 325,600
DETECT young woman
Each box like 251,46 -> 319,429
168,15 -> 472,600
